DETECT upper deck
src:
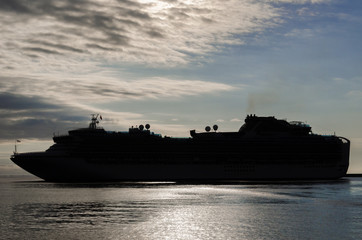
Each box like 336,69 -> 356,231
191,115 -> 312,139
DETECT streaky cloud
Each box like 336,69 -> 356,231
28,40 -> 85,53
0,75 -> 237,104
0,93 -> 60,110
0,0 -> 289,69
22,47 -> 61,55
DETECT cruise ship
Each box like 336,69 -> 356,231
11,114 -> 350,182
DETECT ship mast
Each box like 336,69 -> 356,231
14,139 -> 20,154
89,114 -> 100,129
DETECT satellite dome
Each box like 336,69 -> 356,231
213,125 -> 218,131
145,124 -> 150,130
205,126 -> 211,132
139,125 -> 144,131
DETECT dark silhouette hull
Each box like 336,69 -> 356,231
11,136 -> 350,182
10,115 -> 350,182
11,159 -> 348,182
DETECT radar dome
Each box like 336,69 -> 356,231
145,124 -> 150,130
213,125 -> 218,131
139,125 -> 144,131
205,126 -> 211,132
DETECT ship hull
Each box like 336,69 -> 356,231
11,142 -> 349,182
10,114 -> 351,182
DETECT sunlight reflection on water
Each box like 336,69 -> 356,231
1,178 -> 362,240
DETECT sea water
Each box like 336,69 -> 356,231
1,175 -> 362,240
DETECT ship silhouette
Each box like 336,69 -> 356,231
11,114 -> 350,182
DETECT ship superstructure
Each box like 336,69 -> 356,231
11,114 -> 350,182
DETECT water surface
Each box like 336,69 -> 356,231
1,176 -> 362,240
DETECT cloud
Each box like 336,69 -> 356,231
0,92 -> 87,140
0,75 -> 236,104
0,93 -> 60,110
347,90 -> 362,98
230,118 -> 242,122
0,0 -> 333,141
284,28 -> 318,39
270,0 -> 331,3
0,94 -> 146,141
0,0 -> 284,71
0,74 -> 236,140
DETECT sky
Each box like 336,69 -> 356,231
0,0 -> 362,174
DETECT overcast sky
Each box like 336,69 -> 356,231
1,0 -> 362,174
